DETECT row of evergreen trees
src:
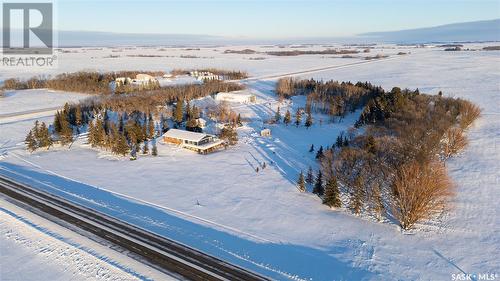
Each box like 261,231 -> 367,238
25,121 -> 53,152
174,98 -> 204,132
310,86 -> 481,229
274,106 -> 313,128
297,167 -> 341,208
88,111 -> 159,159
276,78 -> 383,118
25,101 -> 89,151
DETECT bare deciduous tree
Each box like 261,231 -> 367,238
441,127 -> 468,159
392,161 -> 454,230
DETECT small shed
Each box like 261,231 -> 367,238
260,128 -> 271,137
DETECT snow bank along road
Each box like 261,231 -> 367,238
0,175 -> 269,281
0,106 -> 62,125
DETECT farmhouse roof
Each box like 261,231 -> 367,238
163,129 -> 209,142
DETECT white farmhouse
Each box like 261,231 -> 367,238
133,73 -> 157,84
163,129 -> 224,154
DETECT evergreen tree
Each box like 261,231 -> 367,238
114,132 -> 129,156
236,113 -> 242,126
336,133 -> 344,147
103,110 -> 110,133
350,175 -> 365,215
152,141 -> 158,156
160,114 -> 169,133
297,171 -> 306,192
186,117 -> 198,131
284,110 -> 291,126
125,120 -> 142,149
191,105 -> 200,119
306,166 -> 314,184
148,114 -> 155,138
25,130 -> 37,152
53,111 -> 62,133
305,111 -> 313,128
315,146 -> 324,159
295,108 -> 302,127
59,113 -> 73,145
309,144 -> 314,153
38,122 -> 52,149
323,175 -> 341,208
94,118 -> 106,147
33,120 -> 41,140
343,136 -> 349,147
313,170 -> 324,196
174,98 -> 184,124
275,106 -> 281,123
75,105 -> 82,128
219,125 -> 238,145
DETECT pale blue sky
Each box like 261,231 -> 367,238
56,0 -> 500,38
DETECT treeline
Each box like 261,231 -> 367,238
170,68 -> 249,80
224,49 -> 257,54
25,121 -> 53,152
482,46 -> 500,51
87,110 -> 158,159
25,81 -> 244,156
266,49 -> 359,56
2,71 -> 165,94
97,81 -> 244,113
57,81 -> 243,127
285,79 -> 481,230
276,78 -> 383,118
273,106 -> 314,128
325,87 -> 479,229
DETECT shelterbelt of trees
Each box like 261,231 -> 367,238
170,68 -> 249,80
24,77 -> 244,159
281,78 -> 481,230
267,49 -> 360,56
2,71 -> 165,94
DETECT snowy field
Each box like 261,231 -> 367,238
0,44 -> 415,81
1,43 -> 499,280
0,198 -> 176,281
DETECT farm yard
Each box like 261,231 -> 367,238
1,42 -> 499,280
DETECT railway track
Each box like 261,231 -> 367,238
0,175 -> 270,281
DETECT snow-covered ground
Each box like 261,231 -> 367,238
1,43 -> 499,280
0,44 -> 416,81
0,198 -> 177,281
0,89 -> 87,116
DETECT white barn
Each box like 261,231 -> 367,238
215,91 -> 256,104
